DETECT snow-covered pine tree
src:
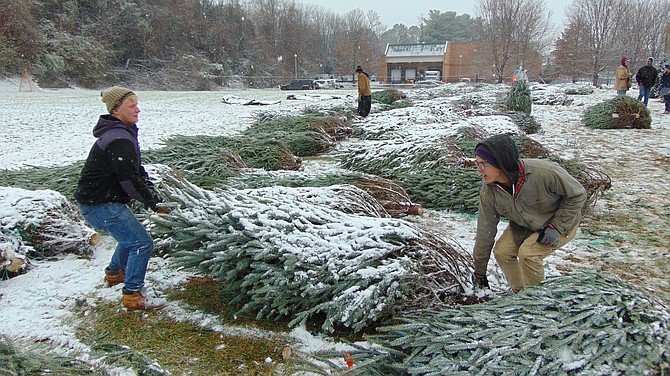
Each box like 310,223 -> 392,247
507,69 -> 532,114
0,187 -> 98,258
583,95 -> 651,129
146,169 -> 472,333
324,271 -> 670,375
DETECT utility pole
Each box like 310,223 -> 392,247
294,54 -> 298,79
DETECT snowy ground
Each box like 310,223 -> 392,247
1,77 -> 669,373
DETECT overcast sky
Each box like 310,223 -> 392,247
296,0 -> 572,29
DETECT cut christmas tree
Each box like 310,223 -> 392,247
146,168 -> 473,333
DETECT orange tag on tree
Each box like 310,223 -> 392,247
344,352 -> 354,368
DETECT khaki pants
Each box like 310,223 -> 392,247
493,225 -> 577,291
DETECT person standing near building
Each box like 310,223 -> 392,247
635,57 -> 658,105
615,56 -> 633,95
75,86 -> 166,311
355,65 -> 372,117
471,134 -> 586,292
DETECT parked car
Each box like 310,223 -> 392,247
412,80 -> 445,88
280,79 -> 315,90
314,78 -> 337,89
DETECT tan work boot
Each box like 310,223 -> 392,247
122,288 -> 166,311
104,268 -> 125,287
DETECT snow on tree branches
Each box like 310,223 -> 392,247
583,95 -> 651,129
316,271 -> 670,375
0,187 -> 98,260
146,169 -> 472,333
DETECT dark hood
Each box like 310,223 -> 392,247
92,114 -> 134,138
475,134 -> 520,184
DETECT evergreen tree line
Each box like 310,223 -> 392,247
1,0 -> 667,89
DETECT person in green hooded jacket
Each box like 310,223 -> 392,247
471,134 -> 586,292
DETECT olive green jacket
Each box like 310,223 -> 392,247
473,159 -> 586,275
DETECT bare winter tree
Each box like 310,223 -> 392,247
0,0 -> 41,62
553,19 -> 595,83
333,9 -> 384,77
618,0 -> 670,65
474,0 -> 552,83
560,0 -> 627,86
249,0 -> 322,78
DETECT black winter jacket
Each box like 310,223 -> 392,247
636,65 -> 658,87
75,115 -> 161,209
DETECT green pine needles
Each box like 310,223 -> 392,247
331,271 -> 670,375
506,73 -> 532,114
583,95 -> 651,129
147,170 -> 472,333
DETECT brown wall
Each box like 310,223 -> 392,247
444,43 -> 474,82
376,57 -> 389,83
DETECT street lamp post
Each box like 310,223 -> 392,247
294,53 -> 298,79
459,54 -> 463,80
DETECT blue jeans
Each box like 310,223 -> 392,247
638,85 -> 652,105
78,202 -> 153,291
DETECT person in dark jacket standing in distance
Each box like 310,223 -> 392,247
356,65 -> 372,117
75,86 -> 165,311
635,57 -> 658,105
471,134 -> 586,292
660,64 -> 670,114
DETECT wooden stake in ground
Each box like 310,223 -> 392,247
19,68 -> 33,92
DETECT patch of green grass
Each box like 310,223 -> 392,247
578,210 -> 670,302
170,277 -> 375,341
76,278 -> 292,375
582,210 -> 664,246
170,277 -> 374,342
168,276 -> 293,333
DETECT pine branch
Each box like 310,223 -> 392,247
344,271 -> 670,375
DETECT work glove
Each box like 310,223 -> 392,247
472,273 -> 489,289
538,224 -> 560,247
155,207 -> 170,215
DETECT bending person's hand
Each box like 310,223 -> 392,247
538,224 -> 560,247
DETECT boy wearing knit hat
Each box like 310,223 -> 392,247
471,134 -> 586,292
75,86 -> 166,310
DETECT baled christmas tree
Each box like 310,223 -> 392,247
147,169 -> 472,333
